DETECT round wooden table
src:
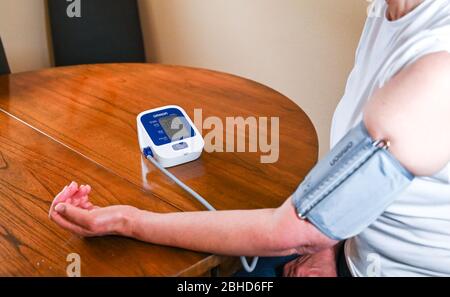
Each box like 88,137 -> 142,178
0,64 -> 318,276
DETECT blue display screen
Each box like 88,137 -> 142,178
140,108 -> 196,146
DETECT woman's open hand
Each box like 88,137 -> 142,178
49,182 -> 138,238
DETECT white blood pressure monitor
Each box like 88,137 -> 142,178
137,105 -> 204,168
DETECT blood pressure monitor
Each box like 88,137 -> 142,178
137,105 -> 204,168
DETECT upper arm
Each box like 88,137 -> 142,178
364,51 -> 450,176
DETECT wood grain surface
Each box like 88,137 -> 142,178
0,111 -> 218,276
0,64 -> 318,276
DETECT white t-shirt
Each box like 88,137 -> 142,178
330,0 -> 450,276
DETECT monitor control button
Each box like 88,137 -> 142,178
172,142 -> 188,151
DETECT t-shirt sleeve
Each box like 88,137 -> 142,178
378,24 -> 450,87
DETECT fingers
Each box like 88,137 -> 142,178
283,258 -> 294,277
54,181 -> 78,203
54,203 -> 94,230
50,211 -> 93,237
81,202 -> 97,210
49,182 -> 95,218
49,181 -> 78,218
69,184 -> 93,209
283,256 -> 309,277
65,181 -> 79,198
49,186 -> 67,218
283,262 -> 295,277
49,183 -> 102,237
72,185 -> 91,202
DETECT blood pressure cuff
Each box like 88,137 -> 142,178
292,121 -> 415,241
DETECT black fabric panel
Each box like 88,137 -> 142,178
48,0 -> 146,66
0,37 -> 10,75
337,242 -> 353,277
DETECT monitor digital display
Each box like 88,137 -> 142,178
158,115 -> 191,141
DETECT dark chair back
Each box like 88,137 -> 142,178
0,37 -> 11,75
47,0 -> 146,66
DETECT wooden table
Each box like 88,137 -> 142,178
0,64 -> 318,276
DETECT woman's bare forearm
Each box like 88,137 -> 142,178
126,198 -> 335,257
129,208 -> 292,257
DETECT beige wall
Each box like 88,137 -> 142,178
0,0 -> 368,156
0,0 -> 51,73
138,0 -> 368,155
140,0 -> 367,154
